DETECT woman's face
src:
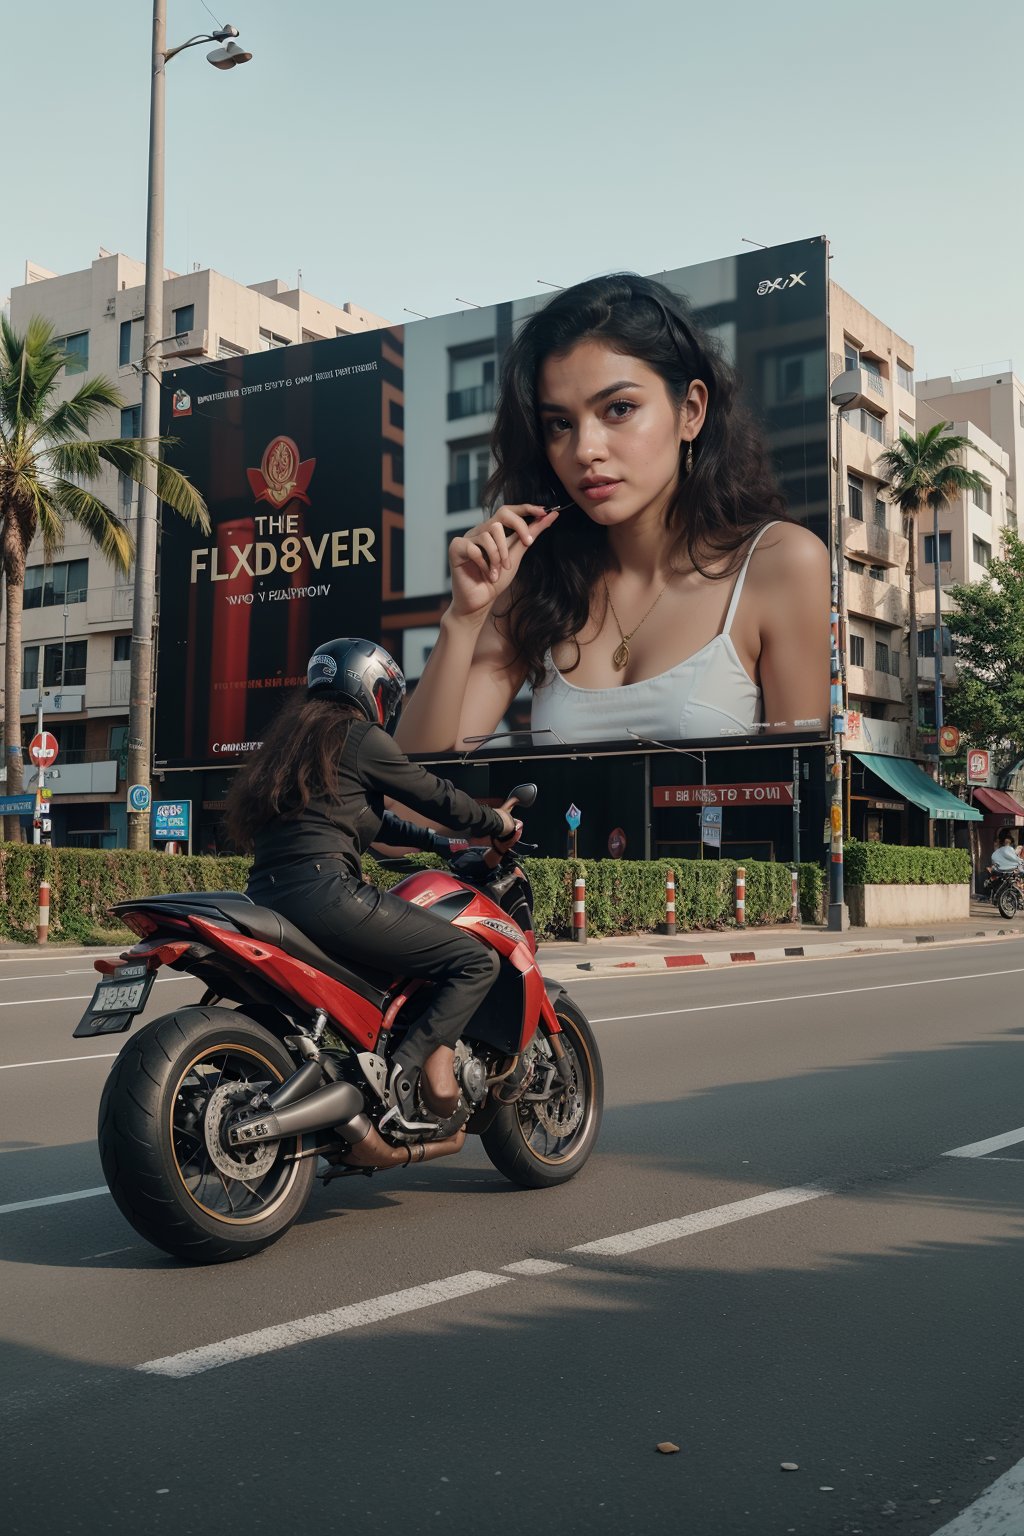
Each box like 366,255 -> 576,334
537,339 -> 706,528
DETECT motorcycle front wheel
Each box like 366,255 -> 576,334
997,883 -> 1022,920
98,1006 -> 317,1264
480,997 -> 603,1189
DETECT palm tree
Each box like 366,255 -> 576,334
877,424 -> 988,755
0,316 -> 208,841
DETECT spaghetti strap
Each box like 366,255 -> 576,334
721,521 -> 782,636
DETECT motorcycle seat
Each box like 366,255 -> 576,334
122,891 -> 393,1007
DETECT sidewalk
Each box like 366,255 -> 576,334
537,901 -> 1024,982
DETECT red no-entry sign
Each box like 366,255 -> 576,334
29,731 -> 59,767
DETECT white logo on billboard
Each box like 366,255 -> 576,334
756,272 -> 807,296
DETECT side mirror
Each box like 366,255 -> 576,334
508,782 -> 538,809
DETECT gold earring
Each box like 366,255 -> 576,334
685,441 -> 694,474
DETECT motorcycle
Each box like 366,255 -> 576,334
982,865 -> 1024,919
73,785 -> 603,1264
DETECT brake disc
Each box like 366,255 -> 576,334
203,1083 -> 279,1182
534,1082 -> 585,1139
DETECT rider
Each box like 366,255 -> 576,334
223,637 -> 519,1132
990,834 -> 1024,874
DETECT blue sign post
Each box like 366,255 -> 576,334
565,802 -> 582,858
153,800 -> 191,852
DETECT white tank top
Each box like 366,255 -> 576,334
530,522 -> 779,746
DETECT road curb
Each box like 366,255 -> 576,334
570,930 -> 1017,976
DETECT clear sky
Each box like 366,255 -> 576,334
4,0 -> 1021,382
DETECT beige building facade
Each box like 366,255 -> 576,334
3,252 -> 387,844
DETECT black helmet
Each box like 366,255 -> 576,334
307,637 -> 406,735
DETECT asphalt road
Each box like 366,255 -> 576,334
4,939 -> 1024,1535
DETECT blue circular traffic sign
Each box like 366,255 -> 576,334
128,783 -> 151,812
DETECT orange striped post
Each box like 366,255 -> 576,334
735,866 -> 746,927
572,875 -> 587,943
659,868 -> 677,936
791,868 -> 800,924
37,880 -> 51,945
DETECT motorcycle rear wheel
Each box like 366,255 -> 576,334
480,997 -> 603,1189
98,1006 -> 316,1264
997,883 -> 1022,920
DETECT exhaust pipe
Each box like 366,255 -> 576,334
339,1116 -> 467,1169
227,1079 -> 364,1147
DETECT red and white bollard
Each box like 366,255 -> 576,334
735,865 -> 746,927
572,875 -> 587,944
37,880 -> 50,945
791,867 -> 800,924
659,868 -> 677,936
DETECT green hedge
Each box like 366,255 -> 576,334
0,843 -> 825,945
844,839 -> 972,886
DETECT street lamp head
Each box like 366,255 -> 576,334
211,25 -> 240,41
207,40 -> 253,69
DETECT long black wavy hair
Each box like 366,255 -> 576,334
484,272 -> 788,685
223,692 -> 359,850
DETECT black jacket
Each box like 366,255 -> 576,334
249,719 -> 504,882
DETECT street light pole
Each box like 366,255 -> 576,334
125,4 -> 251,851
932,500 -> 944,744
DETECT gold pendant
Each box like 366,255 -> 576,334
612,640 -> 629,671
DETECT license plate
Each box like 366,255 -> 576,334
73,964 -> 155,1038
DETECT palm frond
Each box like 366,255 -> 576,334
0,315 -> 67,433
94,437 -> 209,529
47,480 -> 134,573
38,374 -> 125,444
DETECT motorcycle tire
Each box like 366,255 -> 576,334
997,884 -> 1021,920
480,996 -> 603,1189
98,1006 -> 317,1264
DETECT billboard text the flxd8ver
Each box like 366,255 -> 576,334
157,235 -> 830,769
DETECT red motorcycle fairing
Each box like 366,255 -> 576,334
187,915 -> 385,1051
390,871 -> 559,1052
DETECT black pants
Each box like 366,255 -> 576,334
247,866 -> 499,1071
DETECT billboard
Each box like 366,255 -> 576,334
157,236 -> 830,769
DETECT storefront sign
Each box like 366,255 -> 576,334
654,782 -> 794,807
967,749 -> 991,785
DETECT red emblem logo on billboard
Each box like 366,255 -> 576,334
171,388 -> 192,418
247,435 -> 316,508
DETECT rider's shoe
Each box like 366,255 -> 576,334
420,1046 -> 462,1118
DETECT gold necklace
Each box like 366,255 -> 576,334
602,574 -> 671,671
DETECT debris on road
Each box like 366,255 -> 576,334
656,1442 -> 680,1455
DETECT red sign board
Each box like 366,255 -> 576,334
29,731 -> 59,767
967,749 -> 990,784
938,725 -> 961,757
653,782 -> 794,808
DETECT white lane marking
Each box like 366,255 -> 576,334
944,1126 -> 1024,1159
501,1258 -> 568,1276
569,1184 -> 829,1256
137,1183 -> 831,1377
0,1052 -> 117,1072
590,966 -> 1024,1023
0,1187 -> 107,1216
0,970 -> 95,981
931,1453 -> 1024,1534
138,1271 -> 513,1378
0,975 -> 196,1009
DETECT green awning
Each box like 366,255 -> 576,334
853,753 -> 983,821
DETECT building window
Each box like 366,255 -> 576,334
43,640 -> 87,689
172,303 -> 195,337
846,407 -> 885,441
873,497 -> 887,528
875,640 -> 891,675
22,646 -> 39,691
861,356 -> 883,378
846,557 -> 866,576
849,634 -> 865,667
113,635 -> 132,663
924,532 -> 952,564
258,328 -> 289,350
972,482 -> 992,514
120,405 -> 141,438
898,413 -> 914,440
447,442 -> 491,514
918,626 -> 954,658
868,564 -> 887,582
896,361 -> 914,392
118,317 -> 142,368
55,331 -> 89,375
843,338 -> 860,370
23,559 -> 89,610
973,535 -> 992,568
448,348 -> 497,420
847,473 -> 864,520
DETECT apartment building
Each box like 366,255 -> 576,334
4,252 -> 387,845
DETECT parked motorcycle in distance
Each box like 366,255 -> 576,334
73,785 -> 603,1263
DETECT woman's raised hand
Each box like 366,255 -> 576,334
448,504 -> 562,620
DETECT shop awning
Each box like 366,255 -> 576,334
853,753 -> 983,821
971,787 -> 1024,821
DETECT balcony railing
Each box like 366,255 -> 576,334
446,479 -> 487,515
447,382 -> 496,421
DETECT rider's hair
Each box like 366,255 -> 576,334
223,691 -> 360,850
484,271 -> 788,685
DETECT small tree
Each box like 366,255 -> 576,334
0,317 -> 208,841
944,529 -> 1024,770
877,424 -> 988,750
